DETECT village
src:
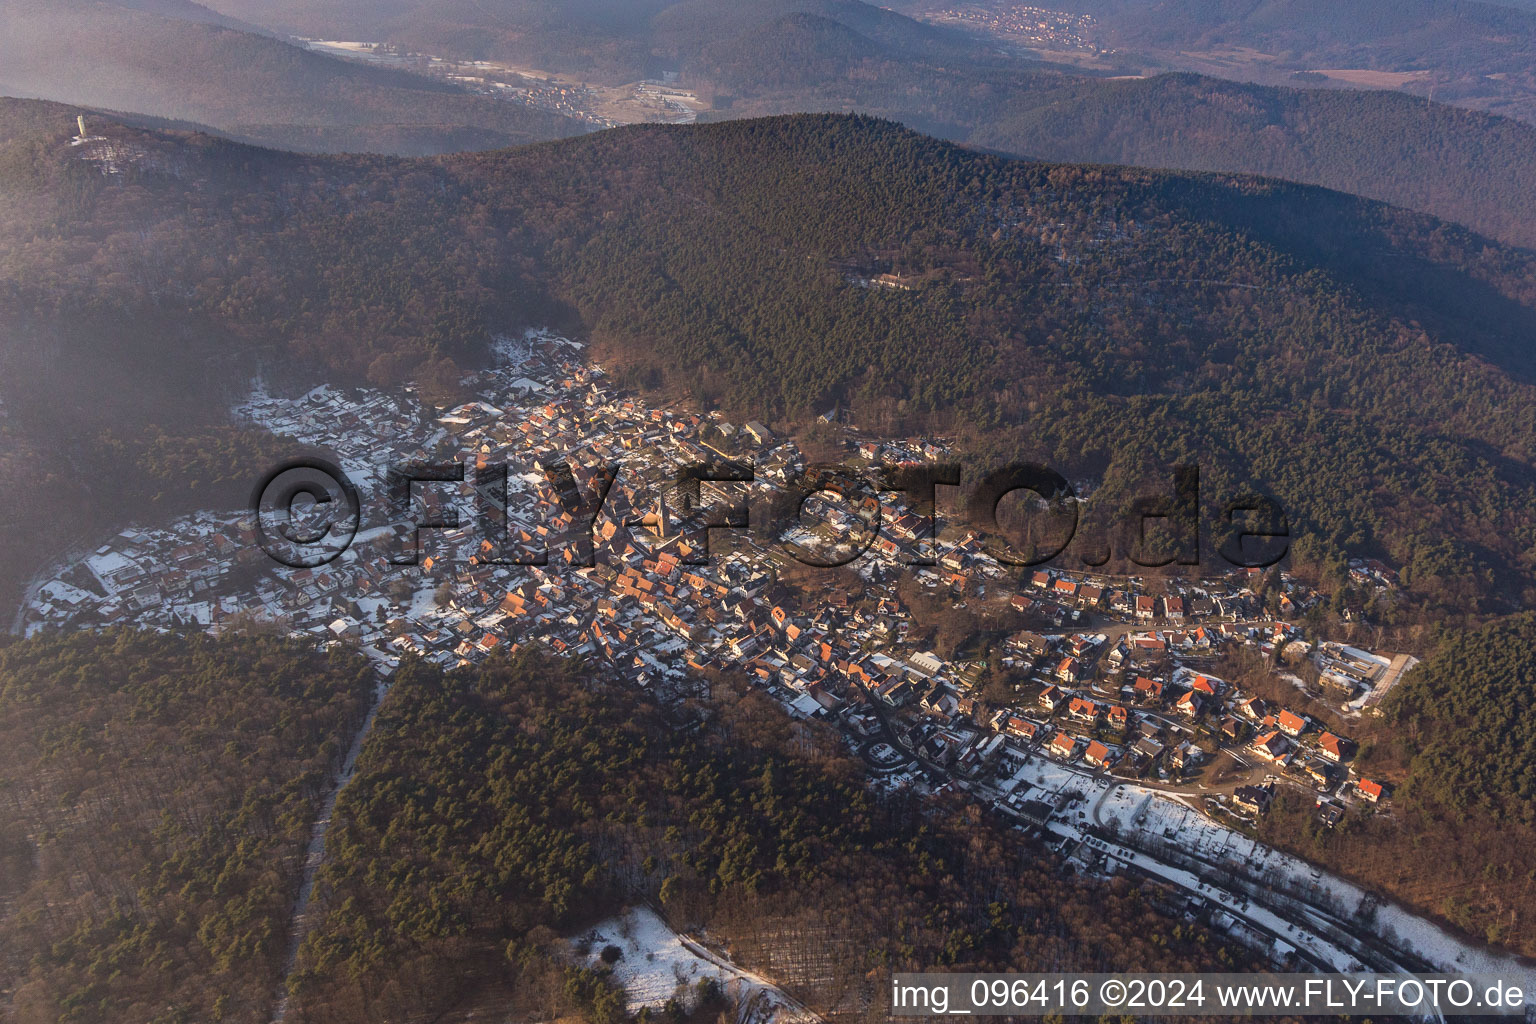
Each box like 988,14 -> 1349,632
908,2 -> 1115,58
303,40 -> 703,127
26,328 -> 1511,982
19,328 -> 1404,816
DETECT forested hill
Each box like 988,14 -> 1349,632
0,629 -> 375,1023
0,0 -> 589,156
968,73 -> 1536,251
184,0 -> 1536,245
288,647 -> 1245,1022
4,104 -> 1536,610
693,31 -> 1536,249
0,631 -> 1248,1023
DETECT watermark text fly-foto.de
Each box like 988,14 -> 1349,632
251,456 -> 1290,571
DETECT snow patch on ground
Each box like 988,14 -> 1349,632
574,907 -> 819,1024
1094,781 -> 1536,987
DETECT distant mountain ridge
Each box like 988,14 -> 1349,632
95,0 -> 268,31
0,0 -> 589,155
890,0 -> 1536,123
1002,0 -> 1536,64
707,52 -> 1536,248
180,0 -> 1536,247
190,0 -> 980,79
205,0 -> 1536,122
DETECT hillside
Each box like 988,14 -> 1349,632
1258,612 -> 1536,954
3,105 -> 1536,614
0,629 -> 375,1024
967,73 -> 1536,251
892,0 -> 1536,124
20,0 -> 1536,247
687,20 -> 1536,249
0,628 -> 1252,1023
192,0 -> 976,81
0,0 -> 589,155
286,648 -> 1245,1021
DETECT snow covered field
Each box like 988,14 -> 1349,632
574,908 -> 819,1024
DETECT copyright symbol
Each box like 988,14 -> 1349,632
1100,979 -> 1127,1007
251,457 -> 360,568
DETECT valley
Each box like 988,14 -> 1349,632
15,329 -> 1536,1014
5,5 -> 1536,1010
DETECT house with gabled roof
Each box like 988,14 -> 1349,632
1084,740 -> 1114,768
1049,731 -> 1079,759
1237,695 -> 1269,721
1004,715 -> 1041,742
1251,730 -> 1291,763
1175,690 -> 1205,717
1356,778 -> 1387,803
1169,741 -> 1205,771
1067,697 -> 1101,723
1232,784 -> 1273,815
1187,673 -> 1220,696
1277,709 -> 1309,737
1317,732 -> 1354,763
1302,759 -> 1334,788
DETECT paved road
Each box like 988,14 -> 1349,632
1085,616 -> 1280,643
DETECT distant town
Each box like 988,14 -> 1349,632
906,3 -> 1117,58
304,40 -> 704,127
